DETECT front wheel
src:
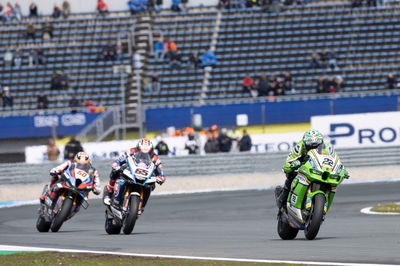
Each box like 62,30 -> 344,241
36,215 -> 51,232
304,193 -> 325,240
277,213 -> 299,240
50,197 -> 73,232
122,195 -> 139,235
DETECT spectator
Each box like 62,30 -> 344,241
217,128 -> 232,152
150,71 -> 161,92
181,0 -> 188,11
204,134 -> 219,153
42,19 -> 54,39
4,2 -> 15,21
4,49 -> 13,67
128,0 -> 147,15
47,139 -> 60,161
218,0 -> 229,9
319,49 -> 328,69
29,49 -> 46,66
185,133 -> 198,154
13,48 -> 22,68
367,0 -> 377,6
69,95 -> 80,113
62,1 -> 71,18
169,52 -> 182,69
64,136 -> 84,160
201,49 -> 218,67
58,71 -> 69,89
328,49 -> 338,70
238,129 -> 252,152
275,76 -> 285,96
155,0 -> 163,12
326,76 -> 338,93
155,136 -> 169,155
47,138 -> 60,161
13,3 -> 22,21
188,52 -> 201,69
2,87 -> 13,108
52,5 -> 62,19
242,74 -> 256,97
115,40 -> 123,61
148,0 -> 156,14
102,41 -> 116,61
283,72 -> 294,93
386,73 -> 397,90
256,71 -> 269,96
37,92 -> 49,109
154,38 -> 164,60
143,76 -> 152,92
171,0 -> 181,11
316,76 -> 327,93
351,0 -> 363,8
29,2 -> 38,17
26,23 -> 36,40
309,53 -> 320,69
164,37 -> 177,61
0,4 -> 4,21
96,0 -> 109,16
335,75 -> 344,91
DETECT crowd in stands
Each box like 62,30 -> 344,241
309,49 -> 339,71
242,71 -> 294,97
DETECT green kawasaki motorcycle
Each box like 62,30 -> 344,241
275,143 -> 349,240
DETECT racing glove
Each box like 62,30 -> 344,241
343,169 -> 350,179
290,160 -> 301,170
156,176 -> 166,185
93,186 -> 102,195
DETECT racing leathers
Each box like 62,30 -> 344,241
103,148 -> 166,214
277,140 -> 318,208
40,160 -> 101,202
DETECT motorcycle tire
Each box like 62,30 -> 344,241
50,197 -> 73,232
304,193 -> 325,240
277,213 -> 299,240
122,195 -> 139,235
36,215 -> 51,232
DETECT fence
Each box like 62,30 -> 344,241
0,146 -> 399,185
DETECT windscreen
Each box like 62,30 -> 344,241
75,163 -> 91,172
316,142 -> 335,156
134,151 -> 152,166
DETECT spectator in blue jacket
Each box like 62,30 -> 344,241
154,38 -> 164,60
128,0 -> 147,15
171,0 -> 181,11
238,129 -> 252,152
201,49 -> 218,67
217,128 -> 232,153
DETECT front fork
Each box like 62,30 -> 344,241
305,184 -> 335,214
121,185 -> 144,212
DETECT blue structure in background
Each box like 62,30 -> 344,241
146,94 -> 400,131
0,113 -> 100,139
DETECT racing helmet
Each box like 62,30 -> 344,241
303,129 -> 323,150
136,138 -> 153,154
74,152 -> 91,164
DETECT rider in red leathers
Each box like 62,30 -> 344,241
39,152 -> 101,202
103,138 -> 166,215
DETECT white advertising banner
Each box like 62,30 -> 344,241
25,132 -> 304,164
311,111 -> 400,148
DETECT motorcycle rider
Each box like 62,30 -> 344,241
39,152 -> 101,203
103,138 -> 166,215
277,129 -> 349,208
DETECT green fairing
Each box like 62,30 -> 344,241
287,142 -> 347,218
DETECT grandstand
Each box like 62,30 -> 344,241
1,0 -> 400,146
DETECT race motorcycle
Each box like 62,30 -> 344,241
36,163 -> 95,233
105,151 -> 157,235
275,143 -> 348,240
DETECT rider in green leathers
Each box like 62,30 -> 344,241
277,129 -> 349,208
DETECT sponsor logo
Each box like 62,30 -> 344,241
61,113 -> 86,126
33,113 -> 86,128
34,116 -> 59,128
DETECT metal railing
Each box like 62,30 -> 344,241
1,146 -> 399,185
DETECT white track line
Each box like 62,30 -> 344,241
0,245 -> 395,266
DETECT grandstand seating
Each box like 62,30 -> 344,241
1,1 -> 400,113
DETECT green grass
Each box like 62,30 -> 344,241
371,202 -> 400,213
0,252 -> 311,266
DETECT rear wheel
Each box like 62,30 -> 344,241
36,215 -> 51,232
50,197 -> 73,232
122,195 -> 139,235
304,193 -> 325,240
277,213 -> 299,240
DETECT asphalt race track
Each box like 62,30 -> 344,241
1,181 -> 400,265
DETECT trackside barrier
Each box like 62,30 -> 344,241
1,146 -> 399,185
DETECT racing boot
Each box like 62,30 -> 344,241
277,179 -> 292,209
103,185 -> 113,206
